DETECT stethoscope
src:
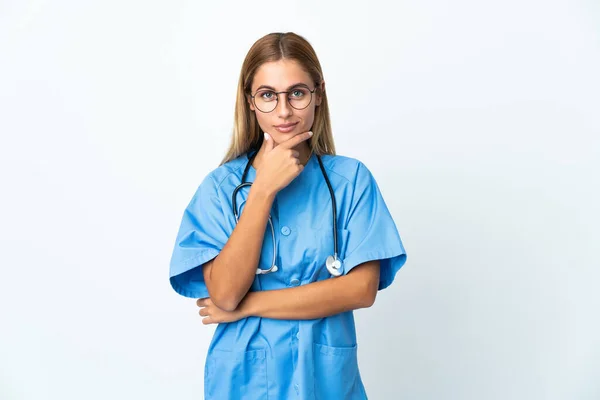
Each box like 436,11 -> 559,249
231,148 -> 344,277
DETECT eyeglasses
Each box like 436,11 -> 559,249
250,84 -> 318,113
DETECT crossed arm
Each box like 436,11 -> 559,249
197,259 -> 380,325
197,181 -> 381,324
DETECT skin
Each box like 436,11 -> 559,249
198,59 -> 380,324
197,260 -> 379,324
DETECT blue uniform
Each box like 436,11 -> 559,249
169,150 -> 407,400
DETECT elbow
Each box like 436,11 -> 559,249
359,281 -> 378,308
360,290 -> 377,308
216,301 -> 239,313
210,292 -> 242,312
203,259 -> 243,312
348,260 -> 380,309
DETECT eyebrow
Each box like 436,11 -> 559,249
255,82 -> 310,92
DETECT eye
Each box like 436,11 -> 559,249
258,90 -> 276,101
290,88 -> 308,98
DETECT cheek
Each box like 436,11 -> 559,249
254,113 -> 271,131
299,108 -> 316,130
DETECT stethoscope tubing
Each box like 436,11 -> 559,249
231,148 -> 340,276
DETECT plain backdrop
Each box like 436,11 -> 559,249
1,1 -> 599,399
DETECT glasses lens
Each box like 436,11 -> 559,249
254,90 -> 277,113
288,87 -> 312,110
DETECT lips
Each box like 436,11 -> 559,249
273,122 -> 299,133
274,122 -> 298,128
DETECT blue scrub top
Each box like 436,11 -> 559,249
169,150 -> 407,400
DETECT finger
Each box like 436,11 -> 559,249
202,316 -> 212,325
198,307 -> 208,317
196,298 -> 207,307
262,132 -> 275,153
279,131 -> 313,149
291,150 -> 300,158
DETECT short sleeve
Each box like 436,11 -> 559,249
341,162 -> 407,290
169,174 -> 230,298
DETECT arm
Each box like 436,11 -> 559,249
202,185 -> 274,312
241,260 -> 380,320
198,260 -> 380,323
202,131 -> 313,312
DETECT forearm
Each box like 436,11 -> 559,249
205,184 -> 275,311
238,262 -> 380,320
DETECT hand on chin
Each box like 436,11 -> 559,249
268,130 -> 297,147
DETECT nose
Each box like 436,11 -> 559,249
275,93 -> 293,118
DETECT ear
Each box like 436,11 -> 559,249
316,80 -> 325,106
246,94 -> 255,111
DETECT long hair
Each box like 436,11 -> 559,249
219,32 -> 335,165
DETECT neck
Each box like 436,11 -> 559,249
253,141 -> 312,170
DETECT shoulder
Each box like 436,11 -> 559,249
318,153 -> 374,185
186,154 -> 248,206
197,154 -> 248,191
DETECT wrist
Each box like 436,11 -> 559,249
249,180 -> 276,202
238,292 -> 257,318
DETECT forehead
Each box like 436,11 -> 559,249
252,59 -> 313,90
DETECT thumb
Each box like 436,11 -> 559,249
263,132 -> 275,153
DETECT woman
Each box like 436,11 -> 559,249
169,32 -> 407,400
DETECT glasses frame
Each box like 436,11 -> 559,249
249,85 -> 318,113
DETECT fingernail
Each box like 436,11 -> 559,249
308,131 -> 313,136
264,132 -> 270,140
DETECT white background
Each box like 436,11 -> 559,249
1,0 -> 599,399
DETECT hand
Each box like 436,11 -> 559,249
253,130 -> 313,196
196,297 -> 245,325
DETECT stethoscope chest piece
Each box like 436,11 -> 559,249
256,264 -> 278,275
326,255 -> 343,277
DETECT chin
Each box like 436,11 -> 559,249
270,130 -> 298,144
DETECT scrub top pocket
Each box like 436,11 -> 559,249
312,343 -> 365,400
204,348 -> 268,400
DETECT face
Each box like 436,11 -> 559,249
248,59 -> 324,144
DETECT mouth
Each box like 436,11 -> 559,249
274,122 -> 299,133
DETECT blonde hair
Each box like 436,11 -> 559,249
219,32 -> 335,165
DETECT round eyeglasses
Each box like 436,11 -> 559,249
250,85 -> 318,113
